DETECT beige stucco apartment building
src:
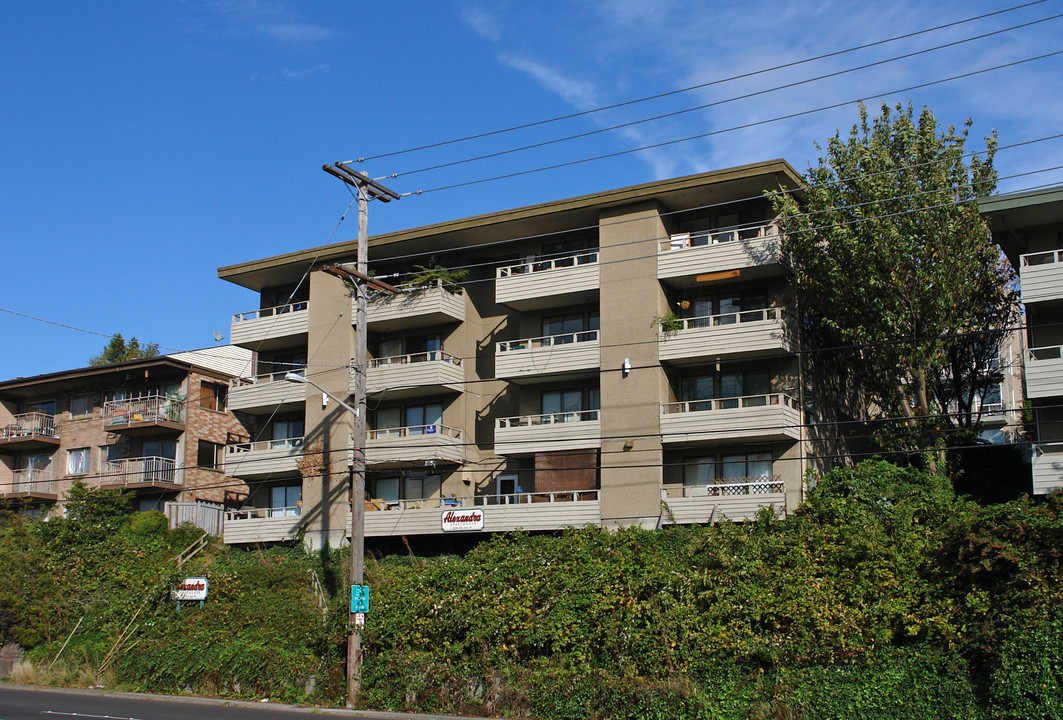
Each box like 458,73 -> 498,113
218,160 -> 812,549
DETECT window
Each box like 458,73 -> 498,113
722,452 -> 773,481
67,447 -> 89,475
71,393 -> 94,417
405,403 -> 443,435
200,381 -> 227,411
21,454 -> 51,472
25,399 -> 56,416
541,387 -> 599,421
270,418 -> 304,447
269,484 -> 301,517
197,440 -> 223,470
683,456 -> 716,490
542,312 -> 598,343
99,445 -> 122,468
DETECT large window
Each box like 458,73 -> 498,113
682,370 -> 771,409
541,387 -> 599,420
200,381 -> 227,411
197,440 -> 223,470
269,484 -> 301,517
270,417 -> 304,447
71,393 -> 94,418
683,452 -> 773,489
542,312 -> 599,343
374,403 -> 443,435
67,447 -> 89,475
25,399 -> 56,417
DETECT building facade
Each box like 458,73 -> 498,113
219,160 -> 810,548
981,185 -> 1063,494
0,348 -> 253,528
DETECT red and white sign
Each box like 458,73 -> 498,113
172,577 -> 208,601
441,508 -> 484,532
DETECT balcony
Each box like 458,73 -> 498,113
660,477 -> 785,523
495,410 -> 601,455
1020,250 -> 1063,304
230,302 -> 309,351
98,456 -> 182,489
350,490 -> 602,537
223,506 -> 302,544
224,437 -> 304,479
229,370 -> 308,413
1032,443 -> 1063,495
103,395 -> 186,435
367,281 -> 464,332
495,251 -> 600,311
366,425 -> 464,467
1,468 -> 58,499
496,330 -> 600,382
660,393 -> 801,445
0,412 -> 60,453
366,352 -> 463,399
1026,346 -> 1063,399
658,308 -> 793,363
658,225 -> 782,286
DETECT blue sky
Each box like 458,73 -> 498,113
2,0 -> 1061,379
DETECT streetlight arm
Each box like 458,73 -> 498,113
284,372 -> 359,417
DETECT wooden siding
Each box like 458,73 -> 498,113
661,493 -> 785,524
352,497 -> 602,537
230,306 -> 309,349
223,514 -> 302,544
658,318 -> 792,362
223,442 -> 302,479
365,358 -> 463,396
660,403 -> 801,444
495,418 -> 602,455
1033,445 -> 1063,495
1020,252 -> 1063,304
496,338 -> 600,379
228,376 -> 307,413
495,262 -> 600,309
366,430 -> 464,465
1026,352 -> 1063,399
366,285 -> 465,331
658,233 -> 781,280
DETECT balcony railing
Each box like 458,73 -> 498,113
4,468 -> 58,496
1018,250 -> 1063,304
228,369 -> 307,412
665,307 -> 785,332
227,437 -> 305,453
496,250 -> 599,278
676,476 -> 784,497
1,412 -> 58,440
1021,249 -> 1063,267
226,505 -> 302,520
497,409 -> 600,428
223,506 -> 303,544
367,489 -> 600,511
657,224 -> 782,280
231,368 -> 307,387
497,329 -> 598,353
660,224 -> 777,252
368,424 -> 461,440
103,395 -> 186,428
232,301 -> 308,323
663,393 -> 798,414
100,456 -> 180,487
368,351 -> 461,368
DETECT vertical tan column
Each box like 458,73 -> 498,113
598,202 -> 668,529
303,270 -> 356,550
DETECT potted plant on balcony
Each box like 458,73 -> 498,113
677,300 -> 691,311
409,264 -> 468,294
654,311 -> 684,336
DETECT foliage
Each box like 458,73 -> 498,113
655,311 -> 684,336
771,102 -> 1014,456
89,333 -> 160,366
407,264 -> 467,293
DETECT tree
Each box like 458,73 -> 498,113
89,333 -> 160,366
771,102 -> 1016,461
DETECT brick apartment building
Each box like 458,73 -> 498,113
0,347 -> 254,528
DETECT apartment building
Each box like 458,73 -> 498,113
0,347 -> 253,527
219,160 -> 809,549
980,185 -> 1063,494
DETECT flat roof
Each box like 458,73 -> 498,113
218,159 -> 802,292
978,184 -> 1063,229
0,356 -> 232,399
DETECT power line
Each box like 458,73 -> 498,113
353,0 -> 1049,163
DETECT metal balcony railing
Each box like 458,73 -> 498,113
4,468 -> 58,495
103,395 -> 186,426
662,393 -> 798,414
1,411 -> 57,439
497,329 -> 599,353
101,456 -> 180,486
496,250 -> 599,278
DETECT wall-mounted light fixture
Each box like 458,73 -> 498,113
622,358 -> 631,376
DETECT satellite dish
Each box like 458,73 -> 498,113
213,329 -> 224,343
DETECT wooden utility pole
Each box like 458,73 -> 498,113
321,162 -> 399,708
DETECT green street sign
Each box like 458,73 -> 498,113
350,585 -> 370,613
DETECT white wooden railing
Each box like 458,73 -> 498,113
232,301 -> 308,323
1029,345 -> 1063,362
225,505 -> 302,520
497,250 -> 599,278
231,368 -> 307,388
366,489 -> 599,511
1,411 -> 57,439
497,409 -> 599,428
497,329 -> 599,353
663,393 -> 797,414
4,468 -> 57,495
103,395 -> 185,425
664,307 -> 786,332
1021,249 -> 1063,267
226,437 -> 304,454
368,424 -> 461,440
369,351 -> 461,368
101,456 -> 180,486
659,223 -> 778,252
673,476 -> 784,497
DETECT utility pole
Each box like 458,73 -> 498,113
321,162 -> 399,707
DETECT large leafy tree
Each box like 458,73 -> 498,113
772,102 -> 1015,458
89,333 -> 160,366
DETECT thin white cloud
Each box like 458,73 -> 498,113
461,4 -> 503,43
499,54 -> 601,110
207,0 -> 336,45
282,64 -> 328,79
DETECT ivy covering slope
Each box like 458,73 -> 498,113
2,463 -> 1061,719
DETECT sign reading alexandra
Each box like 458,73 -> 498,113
441,508 -> 484,532
173,577 -> 208,601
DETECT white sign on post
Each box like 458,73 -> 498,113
441,508 -> 484,532
173,577 -> 208,601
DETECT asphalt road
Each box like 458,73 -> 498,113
0,684 -> 477,720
